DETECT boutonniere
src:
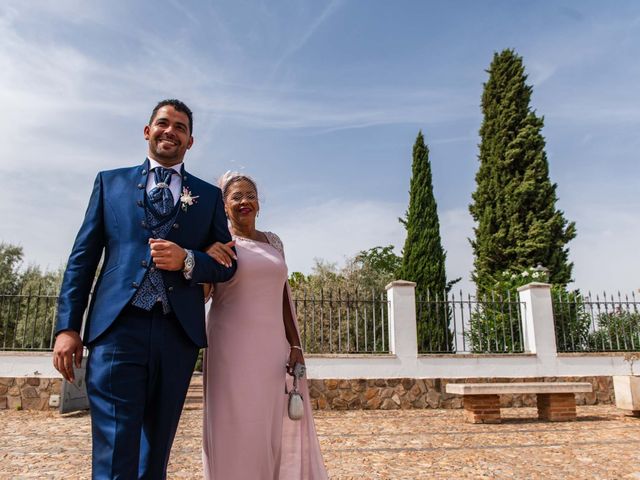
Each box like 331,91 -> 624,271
180,186 -> 199,212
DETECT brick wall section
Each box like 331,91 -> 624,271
463,395 -> 501,423
308,376 -> 614,410
0,377 -> 62,411
537,393 -> 577,421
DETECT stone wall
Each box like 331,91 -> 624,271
0,375 -> 615,411
307,376 -> 614,410
0,377 -> 61,411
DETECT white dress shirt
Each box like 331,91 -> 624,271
146,157 -> 183,205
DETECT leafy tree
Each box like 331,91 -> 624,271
0,242 -> 24,294
0,243 -> 63,350
399,131 -> 458,352
469,49 -> 576,294
345,245 -> 402,292
0,243 -> 23,349
289,246 -> 399,353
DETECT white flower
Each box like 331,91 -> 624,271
510,274 -> 517,280
532,272 -> 540,278
180,187 -> 199,212
521,271 -> 529,277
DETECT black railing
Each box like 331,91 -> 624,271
553,290 -> 640,352
292,289 -> 389,354
1,286 -> 59,351
8,283 -> 638,355
417,290 -> 525,354
0,284 -> 390,354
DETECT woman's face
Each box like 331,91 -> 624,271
224,179 -> 259,228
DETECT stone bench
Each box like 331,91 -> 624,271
445,382 -> 593,424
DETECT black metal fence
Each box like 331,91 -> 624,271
0,284 -> 390,355
417,290 -> 525,354
553,290 -> 640,352
0,286 -> 59,351
5,283 -> 638,356
292,289 -> 389,354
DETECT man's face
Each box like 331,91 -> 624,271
144,105 -> 193,166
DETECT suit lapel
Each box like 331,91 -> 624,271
166,165 -> 192,244
132,158 -> 150,239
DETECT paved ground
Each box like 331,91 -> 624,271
1,405 -> 639,479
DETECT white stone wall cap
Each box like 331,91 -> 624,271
516,282 -> 552,292
613,375 -> 640,411
445,382 -> 592,395
385,280 -> 417,290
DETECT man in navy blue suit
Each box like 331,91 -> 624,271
53,99 -> 236,479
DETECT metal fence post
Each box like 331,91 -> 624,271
385,280 -> 418,358
517,282 -> 558,356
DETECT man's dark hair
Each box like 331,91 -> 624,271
149,99 -> 193,134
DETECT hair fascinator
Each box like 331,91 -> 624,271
218,170 -> 259,198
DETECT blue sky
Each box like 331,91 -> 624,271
1,1 -> 639,293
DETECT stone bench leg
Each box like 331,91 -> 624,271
537,393 -> 577,422
463,395 -> 501,424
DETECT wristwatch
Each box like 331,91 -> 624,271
183,249 -> 195,273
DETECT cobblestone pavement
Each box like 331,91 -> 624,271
1,405 -> 639,479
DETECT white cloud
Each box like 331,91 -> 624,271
527,61 -> 558,86
567,206 -> 640,294
1,1 -> 637,303
262,199 -> 406,275
9,193 -> 638,300
439,209 -> 475,293
262,201 -> 478,293
439,204 -> 640,295
271,0 -> 344,75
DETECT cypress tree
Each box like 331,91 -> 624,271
400,131 -> 455,351
469,49 -> 576,293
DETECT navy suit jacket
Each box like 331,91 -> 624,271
55,159 -> 236,347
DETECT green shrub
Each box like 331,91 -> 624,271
588,310 -> 640,351
467,267 -> 545,353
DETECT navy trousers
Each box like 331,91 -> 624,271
86,305 -> 199,479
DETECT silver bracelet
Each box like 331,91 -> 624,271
290,345 -> 303,352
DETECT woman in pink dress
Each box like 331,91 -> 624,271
202,172 -> 328,480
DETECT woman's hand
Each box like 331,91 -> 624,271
287,346 -> 305,376
205,240 -> 236,267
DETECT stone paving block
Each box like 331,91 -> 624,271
7,396 -> 21,410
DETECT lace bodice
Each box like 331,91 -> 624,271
264,231 -> 284,258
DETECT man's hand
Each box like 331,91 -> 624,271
53,331 -> 83,382
149,238 -> 187,271
205,241 -> 236,268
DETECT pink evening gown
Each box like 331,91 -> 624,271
202,232 -> 328,480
